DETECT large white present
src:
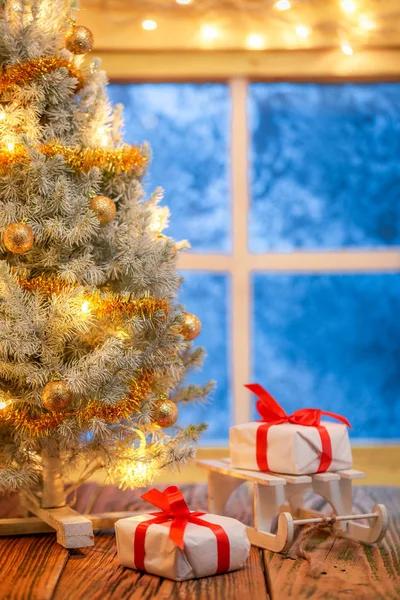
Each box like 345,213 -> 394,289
230,384 -> 352,475
115,486 -> 250,581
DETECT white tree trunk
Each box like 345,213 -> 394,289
41,449 -> 66,508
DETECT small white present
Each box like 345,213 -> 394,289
115,486 -> 250,581
230,384 -> 352,475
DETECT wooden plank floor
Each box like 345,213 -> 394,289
0,484 -> 399,600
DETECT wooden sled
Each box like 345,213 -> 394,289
197,459 -> 389,553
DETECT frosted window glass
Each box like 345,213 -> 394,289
179,271 -> 231,443
252,273 -> 400,439
109,83 -> 231,253
250,83 -> 400,252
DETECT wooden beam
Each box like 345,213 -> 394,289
95,49 -> 400,81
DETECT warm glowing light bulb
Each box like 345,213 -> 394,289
359,15 -> 376,30
135,461 -> 149,478
142,19 -> 157,31
340,0 -> 356,13
115,328 -> 130,340
275,0 -> 291,11
81,300 -> 90,313
96,127 -> 108,146
7,141 -> 15,152
150,213 -> 164,233
246,33 -> 265,50
201,24 -> 219,41
118,458 -> 156,488
0,112 -> 6,121
296,25 -> 311,38
176,0 -> 191,3
341,41 -> 354,55
0,400 -> 7,410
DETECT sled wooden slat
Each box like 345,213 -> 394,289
336,469 -> 367,479
312,472 -> 341,481
197,459 -> 286,486
269,472 -> 312,484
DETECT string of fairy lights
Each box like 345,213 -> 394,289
136,0 -> 380,55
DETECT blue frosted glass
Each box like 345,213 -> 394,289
108,83 -> 231,253
249,83 -> 400,252
252,273 -> 400,439
178,271 -> 231,443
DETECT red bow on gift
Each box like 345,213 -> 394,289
134,486 -> 230,574
245,384 -> 351,473
246,383 -> 351,429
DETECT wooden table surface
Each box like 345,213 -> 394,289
0,484 -> 399,600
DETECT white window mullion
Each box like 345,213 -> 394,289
230,77 -> 252,425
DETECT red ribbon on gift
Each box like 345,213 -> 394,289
245,384 -> 351,473
134,485 -> 230,574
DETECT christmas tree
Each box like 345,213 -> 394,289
0,0 -> 211,511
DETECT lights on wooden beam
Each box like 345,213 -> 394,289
246,33 -> 265,50
200,24 -> 219,42
133,0 -> 379,57
359,15 -> 376,30
274,0 -> 291,11
341,41 -> 354,55
340,0 -> 356,14
142,19 -> 157,31
295,25 -> 311,39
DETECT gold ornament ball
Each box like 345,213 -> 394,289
3,222 -> 34,254
42,380 -> 72,412
65,25 -> 94,54
89,195 -> 116,224
180,313 -> 202,341
153,397 -> 178,428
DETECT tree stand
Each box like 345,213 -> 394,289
0,452 -> 138,549
197,459 -> 389,553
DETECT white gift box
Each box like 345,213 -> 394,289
230,421 -> 352,475
115,512 -> 250,581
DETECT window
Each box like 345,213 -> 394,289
109,80 -> 400,444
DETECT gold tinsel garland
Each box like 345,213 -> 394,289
0,142 -> 147,175
40,142 -> 148,174
17,274 -> 168,319
0,275 -> 167,435
17,273 -> 73,295
0,56 -> 85,93
0,372 -> 153,437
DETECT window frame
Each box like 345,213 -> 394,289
109,73 -> 400,439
